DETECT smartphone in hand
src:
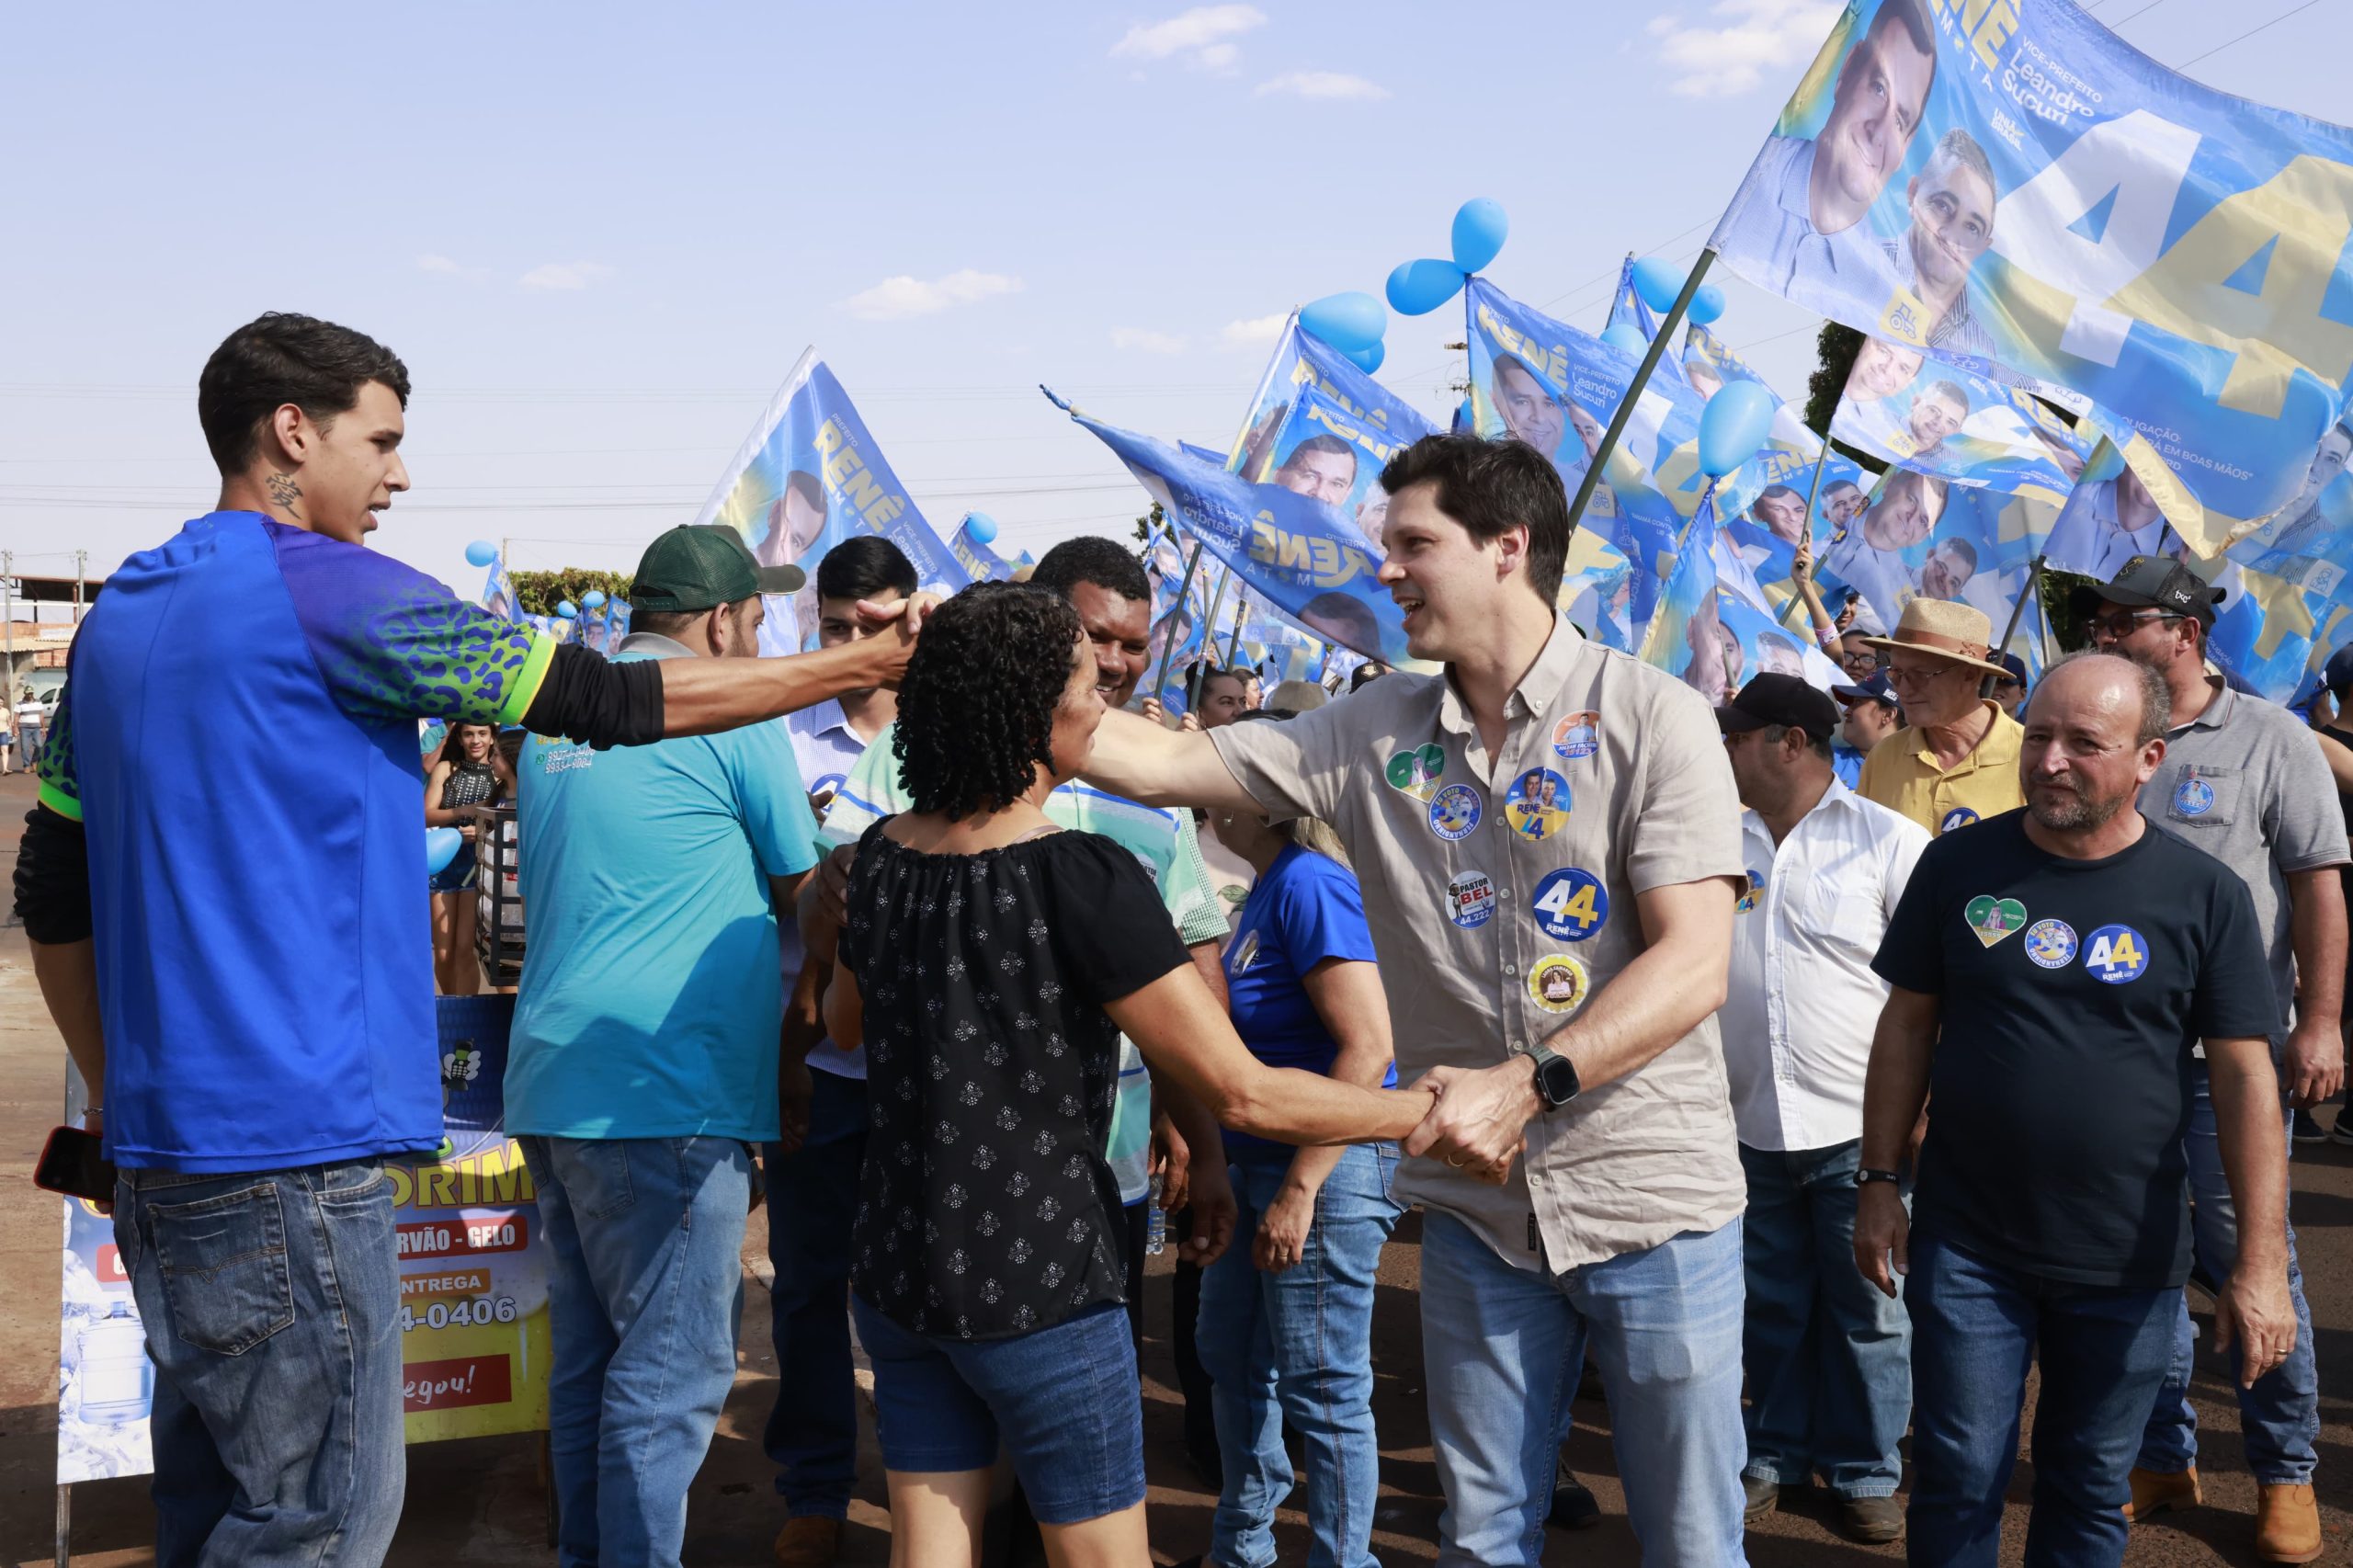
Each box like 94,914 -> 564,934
35,1125 -> 114,1204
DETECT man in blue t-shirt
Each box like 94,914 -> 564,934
1857,653 -> 2294,1565
11,313 -> 926,1567
509,523 -> 822,1567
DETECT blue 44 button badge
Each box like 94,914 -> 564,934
2083,925 -> 2150,984
1530,868 -> 1607,941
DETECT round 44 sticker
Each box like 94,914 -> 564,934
2083,924 -> 2149,984
1530,868 -> 1608,941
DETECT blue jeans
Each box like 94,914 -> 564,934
521,1135 -> 754,1568
2135,1070 -> 2317,1484
1737,1140 -> 1910,1499
1196,1143 -> 1404,1568
1419,1209 -> 1747,1568
115,1160 -> 405,1568
1907,1231 -> 2178,1568
762,1070 -> 867,1519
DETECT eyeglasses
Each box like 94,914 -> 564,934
1884,663 -> 1961,688
2086,608 -> 2181,639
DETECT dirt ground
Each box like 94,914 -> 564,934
2,767 -> 2349,1565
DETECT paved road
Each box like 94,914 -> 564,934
1,767 -> 2347,1564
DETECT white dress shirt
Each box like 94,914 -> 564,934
1722,778 -> 1929,1152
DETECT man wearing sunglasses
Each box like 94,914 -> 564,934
2080,556 -> 2345,1564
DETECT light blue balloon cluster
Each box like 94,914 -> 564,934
1697,381 -> 1778,479
1295,199 -> 1513,375
581,590 -> 607,609
1630,256 -> 1726,326
556,600 -> 578,619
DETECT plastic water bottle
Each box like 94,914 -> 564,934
1145,1175 -> 1167,1256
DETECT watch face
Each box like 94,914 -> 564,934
1537,1053 -> 1578,1106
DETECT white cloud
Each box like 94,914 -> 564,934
1648,0 -> 1842,97
1110,5 -> 1266,68
1254,71 -> 1389,101
1111,327 -> 1188,355
1220,313 -> 1287,348
518,260 -> 613,291
416,253 -> 465,276
845,269 -> 1022,323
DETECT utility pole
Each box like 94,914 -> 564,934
3,551 -> 16,699
74,549 -> 86,621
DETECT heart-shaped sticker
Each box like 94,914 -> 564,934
1964,894 -> 2028,948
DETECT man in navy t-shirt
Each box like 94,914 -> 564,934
11,313 -> 926,1567
1855,653 -> 2294,1567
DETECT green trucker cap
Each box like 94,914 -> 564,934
631,525 -> 805,613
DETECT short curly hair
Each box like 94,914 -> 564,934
894,582 -> 1083,820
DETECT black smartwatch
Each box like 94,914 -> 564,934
1526,1046 -> 1581,1110
1855,1167 -> 1903,1187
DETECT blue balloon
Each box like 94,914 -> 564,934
1298,291 -> 1386,355
464,540 -> 498,568
1698,381 -> 1780,478
1599,324 -> 1650,358
1346,341 -> 1386,375
581,590 -> 607,609
1450,199 -> 1509,274
965,512 -> 999,545
1631,256 -> 1686,314
1386,257 -> 1466,317
425,827 -> 463,876
556,600 -> 578,619
1687,284 -> 1726,326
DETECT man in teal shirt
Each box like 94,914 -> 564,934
509,524 -> 822,1568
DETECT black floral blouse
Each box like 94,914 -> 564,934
840,820 -> 1190,1340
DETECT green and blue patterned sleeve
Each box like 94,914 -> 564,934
271,525 -> 554,727
34,678 -> 78,823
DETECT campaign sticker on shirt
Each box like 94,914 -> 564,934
2023,917 -> 2078,970
1964,895 -> 2027,947
1552,710 -> 1601,762
1734,869 -> 1765,915
1938,806 -> 1980,835
2174,776 -> 2216,818
1530,868 -> 1608,941
1385,743 -> 1448,801
1428,784 -> 1482,841
1502,768 -> 1571,841
2083,924 -> 2150,985
1447,869 -> 1496,929
1228,929 -> 1262,975
1527,954 -> 1590,1015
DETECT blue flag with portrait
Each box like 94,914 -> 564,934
690,348 -> 971,655
1709,0 -> 2353,550
1831,337 -> 2095,505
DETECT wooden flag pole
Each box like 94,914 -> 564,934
1565,249 -> 1719,536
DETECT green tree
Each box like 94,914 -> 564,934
1802,322 -> 1879,470
509,568 -> 634,617
1131,501 -> 1167,549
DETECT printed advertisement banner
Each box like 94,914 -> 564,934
689,348 -> 971,655
58,997 -> 553,1483
1708,0 -> 2353,547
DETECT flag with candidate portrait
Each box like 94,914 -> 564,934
1056,392 -> 1409,665
1813,463 -> 2053,642
947,515 -> 1021,584
1641,494 -> 1846,700
1708,0 -> 2353,551
689,348 -> 971,655
1831,337 -> 2095,505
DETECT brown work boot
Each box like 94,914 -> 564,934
775,1515 -> 843,1568
2256,1483 -> 2323,1563
2121,1464 -> 2200,1523
1836,1496 -> 1904,1544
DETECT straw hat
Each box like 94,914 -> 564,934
1858,598 -> 2011,677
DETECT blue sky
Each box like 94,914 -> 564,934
5,0 -> 2347,592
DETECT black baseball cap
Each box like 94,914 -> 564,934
1832,670 -> 1899,709
631,525 -> 805,613
1716,673 -> 1839,742
2069,554 -> 2223,628
1996,653 -> 2029,687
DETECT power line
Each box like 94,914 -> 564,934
2177,0 -> 2322,67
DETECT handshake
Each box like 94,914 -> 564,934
1400,1057 -> 1541,1187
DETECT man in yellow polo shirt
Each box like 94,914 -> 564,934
1855,599 -> 2025,836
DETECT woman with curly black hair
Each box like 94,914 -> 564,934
825,581 -> 1433,1567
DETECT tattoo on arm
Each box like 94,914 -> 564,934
266,472 -> 303,517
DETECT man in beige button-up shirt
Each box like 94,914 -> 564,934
1081,434 -> 1751,1567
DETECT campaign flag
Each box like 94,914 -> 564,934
1682,324 -> 1824,477
948,514 -> 1020,583
1604,256 -> 1691,391
1056,393 -> 1408,665
479,555 -> 517,623
1641,494 -> 1846,700
1229,316 -> 1434,483
2224,429 -> 2353,598
1815,465 -> 2054,637
690,349 -> 970,655
2040,435 -> 2204,581
1708,0 -> 2353,548
1831,337 -> 2094,503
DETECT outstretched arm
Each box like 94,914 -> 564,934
1079,708 -> 1261,813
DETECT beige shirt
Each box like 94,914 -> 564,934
1210,617 -> 1748,1273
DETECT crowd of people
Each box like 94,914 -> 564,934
17,310 -> 2349,1568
